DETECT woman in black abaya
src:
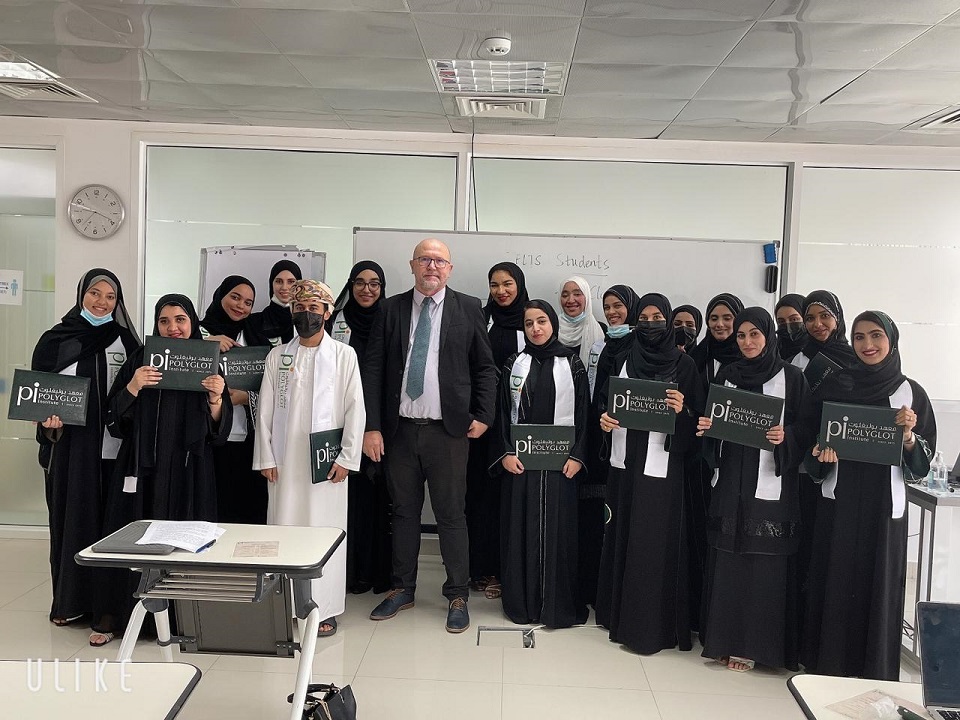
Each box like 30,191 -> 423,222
328,260 -> 392,594
690,293 -> 744,384
491,300 -> 590,628
792,290 -> 858,373
201,275 -> 270,524
803,311 -> 935,681
774,294 -> 807,362
31,269 -> 141,628
468,262 -> 530,599
672,304 -> 703,354
247,260 -> 302,346
92,295 -> 232,645
596,293 -> 705,654
697,308 -> 815,672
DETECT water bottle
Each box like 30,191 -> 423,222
928,450 -> 949,493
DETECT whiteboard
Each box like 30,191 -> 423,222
198,245 -> 326,314
354,228 -> 778,317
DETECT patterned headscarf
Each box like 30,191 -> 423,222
292,279 -> 335,311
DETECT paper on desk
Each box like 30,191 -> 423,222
136,521 -> 225,552
826,690 -> 929,719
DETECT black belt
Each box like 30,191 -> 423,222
400,417 -> 442,426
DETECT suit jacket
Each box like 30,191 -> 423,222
363,287 -> 497,442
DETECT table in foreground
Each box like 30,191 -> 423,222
788,673 -> 927,720
76,522 -> 345,720
0,660 -> 200,719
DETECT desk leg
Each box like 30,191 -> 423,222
116,601 -> 148,662
290,607 -> 320,720
154,606 -> 175,663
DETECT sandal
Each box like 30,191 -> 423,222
469,577 -> 491,592
51,614 -> 84,627
317,617 -> 338,638
483,581 -> 502,600
89,631 -> 115,647
727,657 -> 755,672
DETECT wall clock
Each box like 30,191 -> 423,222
68,184 -> 125,239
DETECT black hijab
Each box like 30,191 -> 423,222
691,293 -> 745,373
32,268 -> 141,373
200,275 -> 256,341
330,260 -> 386,355
486,262 -> 530,369
828,311 -> 908,404
602,285 -> 642,351
775,293 -> 807,360
626,293 -> 683,381
250,260 -> 302,343
521,300 -> 574,425
717,307 -> 785,389
672,303 -> 703,353
153,294 -> 203,339
799,290 -> 858,367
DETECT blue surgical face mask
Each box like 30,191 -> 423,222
607,324 -> 631,338
562,310 -> 587,324
81,307 -> 113,326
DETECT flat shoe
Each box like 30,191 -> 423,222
317,617 -> 338,637
51,614 -> 84,627
89,631 -> 115,647
483,583 -> 502,600
727,657 -> 754,672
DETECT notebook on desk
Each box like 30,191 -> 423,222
91,520 -> 176,555
918,602 -> 960,720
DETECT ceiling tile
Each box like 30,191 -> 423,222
148,50 -> 311,86
764,125 -> 893,143
584,0 -> 775,21
10,44 -> 186,82
192,84 -> 338,112
232,0 -> 408,9
659,124 -> 779,141
574,18 -> 752,66
875,25 -> 960,71
761,0 -> 959,25
675,99 -> 816,124
800,101 -> 947,126
341,112 -> 453,132
71,0 -> 239,7
0,99 -> 145,121
823,69 -> 960,105
407,0 -> 586,15
873,130 -> 960,147
554,118 -> 668,138
228,111 -> 349,129
693,67 -> 861,102
68,78 -> 221,108
76,4 -> 279,53
288,56 -> 437,92
559,95 -> 686,121
246,9 -> 424,57
565,64 -> 714,98
722,22 -> 925,70
412,12 -> 579,62
316,88 -> 445,113
449,116 -> 558,134
134,107 -> 244,124
0,2 -> 127,47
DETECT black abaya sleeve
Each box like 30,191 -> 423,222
568,355 -> 591,470
105,349 -> 144,442
207,381 -> 233,447
778,366 -> 817,474
669,354 -> 705,455
903,379 -> 936,481
488,354 -> 519,473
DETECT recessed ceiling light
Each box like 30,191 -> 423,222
430,60 -> 566,96
0,46 -> 59,81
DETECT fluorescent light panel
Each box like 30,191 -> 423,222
432,60 -> 566,95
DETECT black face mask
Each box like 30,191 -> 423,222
636,320 -> 668,343
674,325 -> 697,350
777,321 -> 806,343
292,311 -> 325,338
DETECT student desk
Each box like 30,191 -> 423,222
0,660 -> 200,719
76,522 -> 345,720
788,674 -> 926,720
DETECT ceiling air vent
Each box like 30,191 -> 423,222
456,96 -> 547,120
904,106 -> 960,132
0,79 -> 96,102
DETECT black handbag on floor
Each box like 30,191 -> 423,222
287,683 -> 358,720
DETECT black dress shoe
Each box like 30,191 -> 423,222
445,597 -> 469,634
369,589 -> 415,620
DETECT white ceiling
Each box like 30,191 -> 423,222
2,0 -> 960,145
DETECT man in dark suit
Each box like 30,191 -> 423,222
363,238 -> 497,633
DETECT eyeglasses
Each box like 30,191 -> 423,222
353,279 -> 382,290
414,256 -> 450,269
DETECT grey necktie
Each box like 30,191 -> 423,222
406,296 -> 433,400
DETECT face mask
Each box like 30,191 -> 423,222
81,307 -> 113,326
782,321 -> 806,341
607,324 -> 631,339
635,320 -> 668,343
561,310 -> 586,324
292,311 -> 325,338
674,326 -> 697,349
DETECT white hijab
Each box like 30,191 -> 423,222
556,275 -> 605,369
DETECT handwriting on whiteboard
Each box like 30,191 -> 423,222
513,253 -> 611,273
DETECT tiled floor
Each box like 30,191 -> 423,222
0,536 -> 908,719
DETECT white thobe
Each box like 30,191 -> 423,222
253,335 -> 365,620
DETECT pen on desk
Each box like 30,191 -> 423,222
196,539 -> 217,553
897,706 -> 925,720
